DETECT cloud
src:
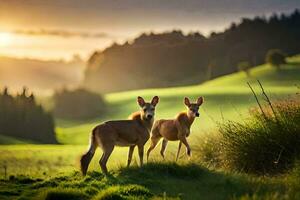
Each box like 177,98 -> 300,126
12,29 -> 110,39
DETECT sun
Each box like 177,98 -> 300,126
0,32 -> 13,46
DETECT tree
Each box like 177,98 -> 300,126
265,49 -> 286,70
53,88 -> 106,119
206,60 -> 216,80
0,87 -> 56,143
237,61 -> 251,77
84,10 -> 300,93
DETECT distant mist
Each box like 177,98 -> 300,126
0,56 -> 84,95
12,29 -> 110,39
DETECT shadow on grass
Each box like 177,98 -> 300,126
114,162 -> 279,200
0,162 -> 285,200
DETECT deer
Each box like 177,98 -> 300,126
147,97 -> 204,162
80,96 -> 159,175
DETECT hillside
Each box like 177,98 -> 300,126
84,10 -> 300,93
0,134 -> 30,144
56,55 -> 300,145
203,55 -> 300,87
2,56 -> 298,145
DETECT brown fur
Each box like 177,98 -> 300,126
147,97 -> 204,161
128,111 -> 141,120
80,96 -> 159,175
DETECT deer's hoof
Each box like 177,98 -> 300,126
187,149 -> 191,157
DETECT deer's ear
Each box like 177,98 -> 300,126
137,96 -> 145,107
151,96 -> 159,107
197,97 -> 204,106
184,97 -> 191,107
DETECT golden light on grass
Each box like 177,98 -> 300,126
0,32 -> 13,46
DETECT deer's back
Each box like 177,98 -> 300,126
94,120 -> 149,147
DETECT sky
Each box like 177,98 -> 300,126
0,0 -> 299,60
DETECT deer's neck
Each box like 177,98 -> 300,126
185,112 -> 195,128
176,112 -> 195,129
131,112 -> 153,132
141,117 -> 154,133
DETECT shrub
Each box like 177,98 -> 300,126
53,88 -> 106,119
265,49 -> 286,69
196,94 -> 300,174
237,61 -> 251,77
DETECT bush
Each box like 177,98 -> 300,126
237,61 -> 251,77
196,95 -> 300,174
53,88 -> 106,119
265,49 -> 286,69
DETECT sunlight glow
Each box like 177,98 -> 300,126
0,32 -> 13,47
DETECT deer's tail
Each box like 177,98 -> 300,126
80,129 -> 97,176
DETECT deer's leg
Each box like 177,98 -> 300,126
138,144 -> 144,167
127,145 -> 135,167
99,145 -> 114,174
160,139 -> 168,159
175,141 -> 182,162
179,136 -> 191,157
147,136 -> 161,162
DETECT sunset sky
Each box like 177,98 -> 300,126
0,0 -> 299,61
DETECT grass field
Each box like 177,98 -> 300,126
1,154 -> 299,199
0,56 -> 299,199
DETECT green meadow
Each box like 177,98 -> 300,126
0,55 -> 300,199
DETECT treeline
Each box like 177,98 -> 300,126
53,88 -> 106,120
84,9 -> 300,93
0,87 -> 57,143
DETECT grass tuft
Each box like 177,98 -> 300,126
196,95 -> 300,174
8,175 -> 42,184
92,184 -> 152,200
36,188 -> 88,200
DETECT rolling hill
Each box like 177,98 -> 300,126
84,10 -> 300,93
1,55 -> 299,145
56,55 -> 300,145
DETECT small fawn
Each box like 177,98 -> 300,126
147,97 -> 204,161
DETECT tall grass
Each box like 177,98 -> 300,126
196,92 -> 300,174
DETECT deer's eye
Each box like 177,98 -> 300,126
143,108 -> 147,112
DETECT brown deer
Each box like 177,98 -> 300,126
147,97 -> 204,161
80,96 -> 159,175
